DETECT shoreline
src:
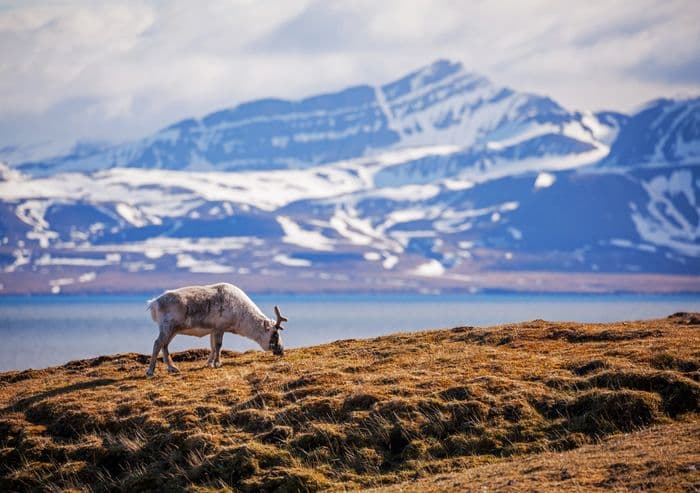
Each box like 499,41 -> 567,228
2,270 -> 699,296
2,289 -> 700,300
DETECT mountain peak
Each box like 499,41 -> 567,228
381,59 -> 471,101
14,59 -> 532,175
13,59 -> 645,177
602,96 -> 700,167
411,58 -> 465,84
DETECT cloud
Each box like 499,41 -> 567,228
251,2 -> 361,53
629,52 -> 700,85
0,0 -> 699,160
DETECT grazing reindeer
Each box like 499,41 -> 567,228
146,283 -> 287,376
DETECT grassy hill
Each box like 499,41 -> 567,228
1,313 -> 699,491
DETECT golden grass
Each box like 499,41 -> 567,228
1,312 -> 698,491
371,420 -> 700,492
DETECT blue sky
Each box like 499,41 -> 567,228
1,0 -> 699,161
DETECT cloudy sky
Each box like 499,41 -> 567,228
1,0 -> 699,160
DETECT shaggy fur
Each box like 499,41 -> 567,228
146,283 -> 286,375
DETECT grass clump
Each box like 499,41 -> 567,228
564,389 -> 662,434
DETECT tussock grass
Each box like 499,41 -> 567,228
1,314 -> 699,491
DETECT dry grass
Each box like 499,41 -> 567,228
372,420 -> 700,492
1,312 -> 699,492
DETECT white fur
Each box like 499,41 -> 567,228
145,282 -> 284,376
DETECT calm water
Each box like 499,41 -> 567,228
1,293 -> 698,372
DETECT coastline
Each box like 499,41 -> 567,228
2,270 -> 700,296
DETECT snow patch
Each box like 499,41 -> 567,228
50,277 -> 75,290
632,170 -> 700,256
382,254 -> 398,270
609,239 -> 657,253
412,259 -> 445,277
443,178 -> 474,191
329,207 -> 376,246
125,261 -> 156,272
368,184 -> 441,201
26,229 -> 58,248
273,254 -> 311,267
508,227 -> 523,240
78,272 -> 97,283
5,249 -> 30,272
486,123 -> 559,150
176,254 -> 232,273
36,254 -> 120,267
116,203 -> 150,227
534,172 -> 556,189
77,236 -> 257,256
0,162 -> 23,181
16,200 -> 50,230
364,252 -> 381,261
277,215 -> 334,251
582,111 -> 619,145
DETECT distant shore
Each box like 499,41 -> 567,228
2,269 -> 700,296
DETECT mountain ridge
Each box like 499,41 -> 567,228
601,96 -> 700,168
1,59 -> 699,294
15,59 -> 619,176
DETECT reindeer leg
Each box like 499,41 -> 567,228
162,332 -> 180,374
146,331 -> 165,376
212,331 -> 224,368
207,332 -> 216,367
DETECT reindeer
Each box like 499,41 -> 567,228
145,283 -> 287,376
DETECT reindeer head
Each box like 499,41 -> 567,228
268,305 -> 287,356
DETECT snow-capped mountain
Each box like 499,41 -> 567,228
18,60 -> 617,176
601,97 -> 700,168
1,60 -> 699,294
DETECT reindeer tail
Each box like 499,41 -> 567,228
146,298 -> 158,322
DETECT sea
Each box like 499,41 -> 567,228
1,293 -> 699,372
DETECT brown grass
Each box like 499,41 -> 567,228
371,420 -> 700,492
1,313 -> 699,492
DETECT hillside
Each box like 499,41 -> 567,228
1,313 -> 699,491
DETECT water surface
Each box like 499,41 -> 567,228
1,293 -> 698,372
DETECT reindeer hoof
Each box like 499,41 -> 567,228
167,366 -> 180,374
145,369 -> 154,377
213,361 -> 222,368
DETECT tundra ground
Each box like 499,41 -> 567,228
1,313 -> 699,491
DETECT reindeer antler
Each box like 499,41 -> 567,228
274,305 -> 288,329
